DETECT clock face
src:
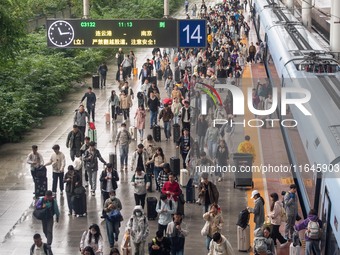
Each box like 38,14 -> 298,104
48,20 -> 75,47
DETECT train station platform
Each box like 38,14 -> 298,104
0,1 -> 328,254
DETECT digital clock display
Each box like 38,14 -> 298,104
118,22 -> 133,28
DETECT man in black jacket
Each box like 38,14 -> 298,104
148,91 -> 160,128
66,125 -> 83,161
80,87 -> 96,122
83,141 -> 107,196
149,230 -> 171,255
100,163 -> 119,218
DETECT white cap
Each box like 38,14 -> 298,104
251,190 -> 259,198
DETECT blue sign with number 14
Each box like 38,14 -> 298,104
178,20 -> 206,48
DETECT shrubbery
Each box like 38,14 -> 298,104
0,0 -> 182,143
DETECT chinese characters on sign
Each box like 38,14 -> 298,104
47,19 -> 181,48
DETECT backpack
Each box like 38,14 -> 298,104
254,237 -> 267,254
306,219 -> 322,239
30,243 -> 49,255
236,209 -> 250,229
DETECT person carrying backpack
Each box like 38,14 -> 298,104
35,190 -> 60,245
156,193 -> 176,235
30,233 -> 53,255
253,227 -> 275,255
295,209 -> 322,255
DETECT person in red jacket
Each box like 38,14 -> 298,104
161,172 -> 181,203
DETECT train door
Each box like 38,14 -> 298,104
321,188 -> 340,254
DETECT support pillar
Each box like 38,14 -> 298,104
330,0 -> 340,57
164,0 -> 169,18
302,0 -> 312,30
83,0 -> 90,19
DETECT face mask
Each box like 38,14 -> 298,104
110,196 -> 115,200
135,212 -> 142,217
90,230 -> 96,235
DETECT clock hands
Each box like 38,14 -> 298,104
57,27 -> 71,36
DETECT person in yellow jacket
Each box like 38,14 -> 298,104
237,135 -> 256,162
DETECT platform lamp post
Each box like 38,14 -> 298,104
83,0 -> 90,19
164,0 -> 169,18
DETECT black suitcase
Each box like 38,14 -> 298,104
73,186 -> 87,216
186,178 -> 195,203
92,74 -> 99,88
35,177 -> 48,198
35,165 -> 47,178
147,197 -> 158,220
157,69 -> 163,80
109,152 -> 117,170
170,157 -> 180,177
173,124 -> 181,143
153,125 -> 161,142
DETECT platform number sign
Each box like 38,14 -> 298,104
179,20 -> 206,48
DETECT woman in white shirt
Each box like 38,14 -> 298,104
80,224 -> 104,254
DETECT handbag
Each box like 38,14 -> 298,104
33,208 -> 48,220
108,209 -> 123,222
201,221 -> 210,236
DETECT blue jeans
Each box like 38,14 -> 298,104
207,141 -> 217,160
206,236 -> 212,251
150,110 -> 158,127
105,219 -> 120,247
119,144 -> 129,167
164,121 -> 171,139
154,167 -> 162,190
305,240 -> 320,255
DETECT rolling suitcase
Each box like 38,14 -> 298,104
237,225 -> 250,252
173,123 -> 181,143
34,177 -> 48,198
170,157 -> 180,177
73,186 -> 87,217
105,112 -> 110,124
147,197 -> 157,220
88,122 -> 97,143
129,126 -> 137,140
92,74 -> 99,88
109,152 -> 117,170
35,165 -> 47,178
180,169 -> 189,187
186,178 -> 195,203
153,125 -> 161,142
